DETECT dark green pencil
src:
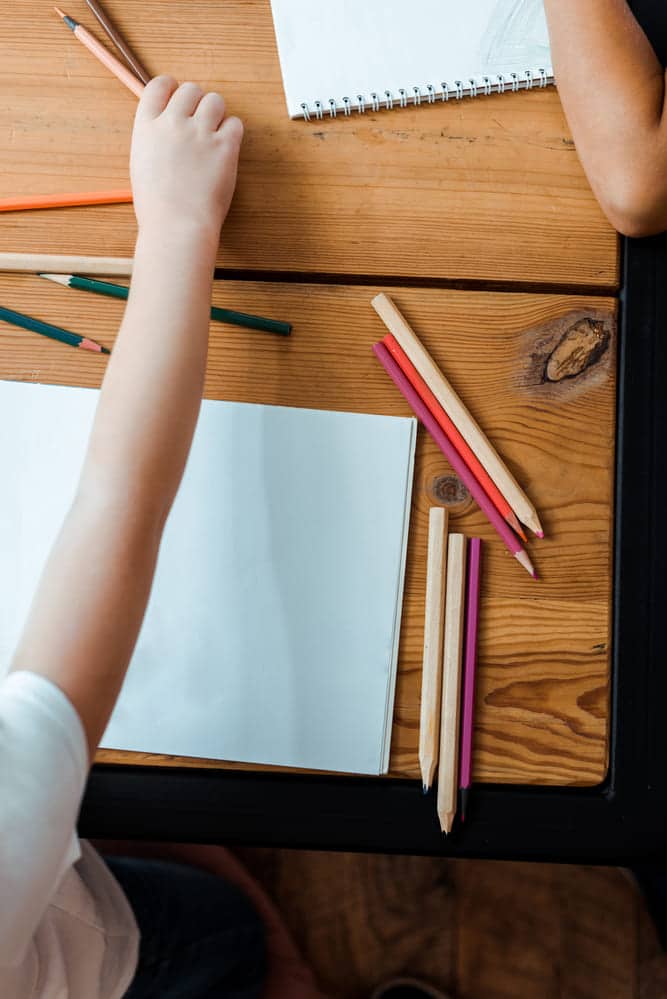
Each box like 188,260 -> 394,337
0,305 -> 109,354
39,273 -> 292,336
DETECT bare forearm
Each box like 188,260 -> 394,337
545,0 -> 667,234
12,227 -> 218,760
79,223 -> 217,520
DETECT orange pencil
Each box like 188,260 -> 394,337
0,189 -> 133,213
383,333 -> 526,540
54,7 -> 145,98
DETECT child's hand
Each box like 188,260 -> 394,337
130,75 -> 244,244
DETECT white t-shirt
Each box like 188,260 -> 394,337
0,670 -> 139,998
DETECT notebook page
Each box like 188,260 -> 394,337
271,0 -> 552,117
0,381 -> 416,775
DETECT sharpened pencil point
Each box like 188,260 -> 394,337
531,570 -> 538,580
101,346 -> 111,354
514,547 -> 536,579
422,783 -> 429,795
536,530 -> 545,539
54,6 -> 78,30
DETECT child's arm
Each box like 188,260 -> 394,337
10,76 -> 243,761
544,0 -> 667,236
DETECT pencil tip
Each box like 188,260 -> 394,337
422,783 -> 429,795
54,6 -> 77,29
535,530 -> 545,539
101,346 -> 111,354
531,570 -> 539,580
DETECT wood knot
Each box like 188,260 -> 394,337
428,474 -> 472,513
542,317 -> 610,383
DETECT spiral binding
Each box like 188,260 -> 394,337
299,68 -> 550,120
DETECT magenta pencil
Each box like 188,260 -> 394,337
459,537 -> 482,821
372,341 -> 536,578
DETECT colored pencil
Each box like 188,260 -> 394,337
0,305 -> 109,354
0,253 -> 133,276
459,537 -> 482,822
84,0 -> 151,85
437,533 -> 467,835
372,341 -> 536,578
0,189 -> 133,213
383,332 -> 525,540
39,274 -> 293,337
372,293 -> 544,538
419,507 -> 449,793
54,7 -> 145,98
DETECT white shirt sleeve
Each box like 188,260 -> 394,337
0,670 -> 88,968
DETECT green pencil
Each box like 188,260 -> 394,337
0,305 -> 109,354
39,273 -> 292,336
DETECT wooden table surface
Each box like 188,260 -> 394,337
0,1 -> 618,786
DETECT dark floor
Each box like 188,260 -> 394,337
237,850 -> 667,999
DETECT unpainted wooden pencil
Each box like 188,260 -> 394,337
419,507 -> 449,792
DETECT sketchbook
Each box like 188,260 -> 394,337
270,0 -> 553,120
0,380 -> 416,775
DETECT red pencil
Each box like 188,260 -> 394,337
383,333 -> 526,540
459,537 -> 482,821
372,340 -> 536,578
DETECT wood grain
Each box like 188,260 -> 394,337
0,275 -> 615,785
236,848 -> 643,999
0,0 -> 618,287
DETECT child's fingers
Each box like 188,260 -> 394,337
195,92 -> 226,131
218,115 -> 244,146
137,75 -> 178,119
165,82 -> 205,118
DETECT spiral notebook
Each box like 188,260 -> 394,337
0,380 -> 417,775
271,0 -> 553,120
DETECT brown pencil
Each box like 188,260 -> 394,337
84,0 -> 151,85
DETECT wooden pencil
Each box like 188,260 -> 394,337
0,189 -> 133,213
0,305 -> 109,354
0,253 -> 133,276
383,332 -> 525,540
372,341 -> 536,578
419,507 -> 449,792
54,7 -> 145,99
459,537 -> 482,822
437,533 -> 467,835
84,0 -> 151,84
39,273 -> 293,336
372,293 -> 544,538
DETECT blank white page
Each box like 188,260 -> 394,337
0,381 -> 416,775
270,0 -> 552,117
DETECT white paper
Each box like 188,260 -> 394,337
0,381 -> 416,774
270,0 -> 552,117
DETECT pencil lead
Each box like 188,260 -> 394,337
101,346 -> 111,354
54,7 -> 78,30
422,783 -> 429,795
535,529 -> 545,539
531,570 -> 539,580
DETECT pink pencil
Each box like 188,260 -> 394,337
372,340 -> 536,578
459,537 -> 482,821
54,7 -> 145,99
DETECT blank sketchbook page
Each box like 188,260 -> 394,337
0,381 -> 416,775
270,0 -> 553,117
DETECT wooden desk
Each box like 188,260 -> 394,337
0,2 -> 617,797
